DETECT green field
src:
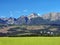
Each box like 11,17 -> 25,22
0,37 -> 60,45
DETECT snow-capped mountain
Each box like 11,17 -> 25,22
28,13 -> 39,19
0,12 -> 60,25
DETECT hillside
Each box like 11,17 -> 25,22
0,12 -> 60,36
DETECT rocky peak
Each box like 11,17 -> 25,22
42,12 -> 60,21
28,13 -> 38,19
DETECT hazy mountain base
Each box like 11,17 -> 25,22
0,24 -> 60,37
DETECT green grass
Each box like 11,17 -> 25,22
0,37 -> 60,45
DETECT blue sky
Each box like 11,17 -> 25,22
0,0 -> 60,18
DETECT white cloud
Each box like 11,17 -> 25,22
0,16 -> 5,18
23,9 -> 28,12
38,13 -> 40,15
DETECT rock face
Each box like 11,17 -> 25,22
29,17 -> 46,25
0,12 -> 60,25
0,18 -> 6,24
0,17 -> 16,24
42,12 -> 60,24
15,13 -> 40,25
28,13 -> 39,20
6,17 -> 17,24
16,16 -> 29,25
42,12 -> 60,21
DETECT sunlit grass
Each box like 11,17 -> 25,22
0,37 -> 60,45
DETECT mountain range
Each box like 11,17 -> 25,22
0,12 -> 60,25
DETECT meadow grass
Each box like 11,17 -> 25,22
0,37 -> 60,45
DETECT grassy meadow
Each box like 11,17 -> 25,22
0,37 -> 60,45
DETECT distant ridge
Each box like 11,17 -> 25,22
0,12 -> 60,25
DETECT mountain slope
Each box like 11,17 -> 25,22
42,12 -> 60,21
16,16 -> 29,25
0,12 -> 60,25
41,12 -> 60,24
